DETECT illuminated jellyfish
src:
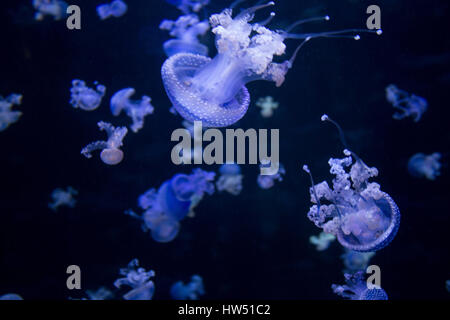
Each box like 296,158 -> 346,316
446,280 -> 450,293
407,152 -> 442,180
216,163 -> 243,195
48,186 -> 78,211
81,121 -> 127,165
110,88 -> 154,133
114,259 -> 155,300
0,293 -> 23,300
385,84 -> 427,122
162,1 -> 381,127
302,115 -> 400,252
166,0 -> 210,14
85,287 -> 114,300
257,160 -> 285,189
33,0 -> 68,21
309,232 -> 336,251
256,96 -> 279,118
160,14 -> 210,57
0,94 -> 22,132
332,271 -> 388,300
171,275 -> 205,300
70,80 -> 106,111
341,249 -> 375,272
97,0 -> 127,20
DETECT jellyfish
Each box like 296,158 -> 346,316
85,287 -> 114,300
162,1 -> 381,127
48,186 -> 78,211
302,115 -> 400,252
160,14 -> 210,57
216,163 -> 243,195
446,280 -> 450,293
81,121 -> 128,165
341,249 -> 375,272
332,271 -> 388,300
114,259 -> 155,300
309,232 -> 336,251
0,94 -> 22,132
171,275 -> 205,300
256,96 -> 279,118
97,0 -> 128,20
70,80 -> 106,111
33,0 -> 68,21
407,152 -> 442,180
110,88 -> 154,133
166,0 -> 210,14
0,293 -> 23,300
257,160 -> 285,189
385,84 -> 428,122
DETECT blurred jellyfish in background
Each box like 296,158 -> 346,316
216,163 -> 243,195
81,121 -> 128,165
385,84 -> 428,122
166,0 -> 210,14
446,280 -> 450,293
85,287 -> 114,300
341,249 -> 375,273
257,160 -> 285,189
48,187 -> 78,211
407,152 -> 442,180
256,96 -> 278,118
171,275 -> 205,300
33,0 -> 68,21
70,80 -> 106,111
0,293 -> 23,300
110,88 -> 154,133
97,0 -> 128,20
0,94 -> 22,132
332,271 -> 388,300
309,232 -> 336,251
114,259 -> 155,300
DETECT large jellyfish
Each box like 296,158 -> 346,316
110,88 -> 154,133
166,0 -> 210,14
97,0 -> 128,20
0,94 -> 22,132
33,0 -> 68,21
309,232 -> 336,251
162,1 -> 381,127
48,186 -> 78,211
385,84 -> 427,122
332,271 -> 388,300
407,152 -> 442,180
81,121 -> 128,165
216,163 -> 243,195
114,259 -> 155,300
257,160 -> 285,189
302,115 -> 400,252
170,275 -> 205,300
341,249 -> 375,272
70,80 -> 106,111
256,96 -> 279,118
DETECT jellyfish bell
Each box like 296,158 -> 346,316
163,39 -> 209,57
150,214 -> 180,243
100,148 -> 124,165
171,173 -> 197,201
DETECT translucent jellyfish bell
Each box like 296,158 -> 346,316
114,259 -> 155,300
309,232 -> 336,251
0,94 -> 23,132
332,271 -> 388,300
341,249 -> 375,272
170,275 -> 205,300
48,186 -> 78,211
407,152 -> 442,180
33,0 -> 68,21
70,80 -> 106,111
256,96 -> 279,118
166,0 -> 210,14
216,163 -> 243,195
385,84 -> 427,122
97,0 -> 128,20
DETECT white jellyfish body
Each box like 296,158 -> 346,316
309,232 -> 336,251
114,259 -> 155,300
110,88 -> 154,133
170,275 -> 205,300
33,0 -> 68,21
70,80 -> 106,111
97,0 -> 128,20
48,186 -> 78,211
385,84 -> 427,122
257,161 -> 285,189
81,121 -> 128,165
216,163 -> 243,195
407,152 -> 442,180
256,96 -> 279,118
0,94 -> 22,132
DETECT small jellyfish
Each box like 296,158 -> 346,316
332,271 -> 388,300
48,186 -> 78,211
216,163 -> 243,195
81,121 -> 128,165
97,0 -> 128,20
110,88 -> 154,133
0,94 -> 22,132
309,232 -> 336,251
160,14 -> 210,57
446,280 -> 450,293
385,84 -> 427,122
85,287 -> 114,300
257,160 -> 285,189
407,152 -> 442,180
0,293 -> 23,300
341,249 -> 375,272
171,275 -> 205,300
256,96 -> 279,118
33,0 -> 68,21
114,259 -> 155,300
70,80 -> 106,111
166,0 -> 210,14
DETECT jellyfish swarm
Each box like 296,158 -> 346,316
171,275 -> 205,300
332,271 -> 388,300
81,121 -> 127,165
216,163 -> 243,195
341,249 -> 375,272
110,88 -> 154,133
160,15 -> 209,57
48,186 -> 78,211
407,152 -> 442,180
114,259 -> 155,300
309,232 -> 336,251
257,161 -> 285,189
256,96 -> 279,118
166,0 -> 210,14
97,0 -> 127,20
33,0 -> 68,21
385,84 -> 428,122
70,80 -> 106,111
0,94 -> 22,132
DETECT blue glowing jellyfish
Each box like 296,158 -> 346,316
216,163 -> 243,195
332,271 -> 388,300
33,0 -> 68,21
0,293 -> 23,300
341,249 -> 375,272
85,287 -> 114,300
0,94 -> 22,132
114,259 -> 155,300
48,186 -> 78,211
407,152 -> 442,180
171,275 -> 205,300
81,121 -> 128,165
309,232 -> 336,251
110,88 -> 154,133
257,161 -> 285,189
70,80 -> 106,111
97,0 -> 127,20
166,0 -> 210,14
385,84 -> 427,122
256,96 -> 279,118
